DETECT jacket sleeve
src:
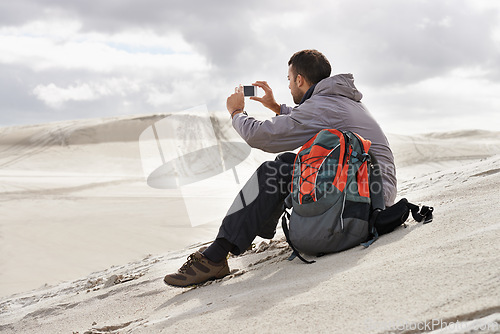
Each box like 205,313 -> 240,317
280,104 -> 293,115
231,107 -> 318,153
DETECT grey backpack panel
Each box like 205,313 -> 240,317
289,195 -> 369,255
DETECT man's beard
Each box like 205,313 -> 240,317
293,92 -> 304,105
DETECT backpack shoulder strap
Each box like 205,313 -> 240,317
361,151 -> 385,247
368,151 -> 385,211
281,204 -> 316,264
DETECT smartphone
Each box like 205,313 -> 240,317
243,85 -> 257,97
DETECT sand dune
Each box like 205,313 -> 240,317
0,114 -> 499,333
0,111 -> 274,298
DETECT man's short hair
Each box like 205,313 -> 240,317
288,50 -> 331,85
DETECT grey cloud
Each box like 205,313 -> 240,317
0,0 -> 301,72
0,1 -> 46,26
0,65 -> 52,125
1,0 -> 499,131
306,0 -> 499,86
2,0 -> 498,78
0,62 -> 225,126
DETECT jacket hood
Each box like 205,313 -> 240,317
313,74 -> 363,102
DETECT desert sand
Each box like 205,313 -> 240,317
0,112 -> 499,333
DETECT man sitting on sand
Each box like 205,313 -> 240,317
164,49 -> 397,287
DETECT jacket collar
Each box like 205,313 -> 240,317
299,83 -> 317,105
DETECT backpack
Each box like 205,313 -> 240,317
281,129 -> 433,263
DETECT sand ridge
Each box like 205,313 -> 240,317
0,114 -> 499,333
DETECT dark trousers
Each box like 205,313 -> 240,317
215,152 -> 296,255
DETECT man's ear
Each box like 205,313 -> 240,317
296,74 -> 311,90
296,74 -> 305,88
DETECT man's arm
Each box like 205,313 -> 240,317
226,81 -> 290,117
231,112 -> 307,153
249,81 -> 281,115
226,85 -> 246,118
250,81 -> 293,115
279,104 -> 293,115
226,82 -> 317,153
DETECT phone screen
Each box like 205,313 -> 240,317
243,86 -> 256,97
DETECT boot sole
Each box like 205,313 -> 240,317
163,272 -> 229,288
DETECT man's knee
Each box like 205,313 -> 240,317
258,159 -> 293,179
275,152 -> 296,164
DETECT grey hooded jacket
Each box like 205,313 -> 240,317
232,74 -> 397,206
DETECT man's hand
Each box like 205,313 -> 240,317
227,85 -> 245,118
250,81 -> 281,115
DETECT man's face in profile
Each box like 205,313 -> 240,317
288,65 -> 304,104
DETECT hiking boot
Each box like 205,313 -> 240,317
163,249 -> 230,287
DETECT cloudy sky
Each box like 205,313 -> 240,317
1,0 -> 499,134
